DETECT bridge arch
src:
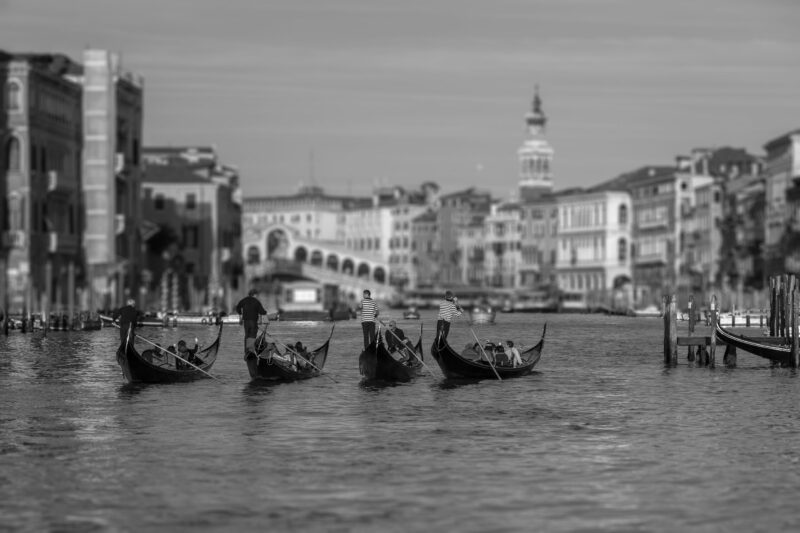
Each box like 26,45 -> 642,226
342,258 -> 355,275
326,253 -> 340,271
374,266 -> 386,284
294,246 -> 308,263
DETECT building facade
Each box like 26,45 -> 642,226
141,146 -> 243,312
555,190 -> 633,308
70,49 -> 144,310
762,130 -> 800,277
1,52 -> 83,319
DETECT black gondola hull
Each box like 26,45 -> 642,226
430,324 -> 546,380
714,323 -> 791,364
359,334 -> 424,382
247,325 -> 333,382
116,323 -> 223,383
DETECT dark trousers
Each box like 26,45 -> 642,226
362,321 -> 376,349
243,320 -> 260,340
119,322 -> 135,345
436,320 -> 451,341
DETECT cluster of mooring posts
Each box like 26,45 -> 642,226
663,274 -> 800,368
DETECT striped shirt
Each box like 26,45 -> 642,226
438,300 -> 462,322
360,298 -> 379,322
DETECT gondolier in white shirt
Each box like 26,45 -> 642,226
360,289 -> 379,350
436,290 -> 463,341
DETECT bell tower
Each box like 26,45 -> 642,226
518,85 -> 554,201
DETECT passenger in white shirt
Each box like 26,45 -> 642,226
507,340 -> 523,367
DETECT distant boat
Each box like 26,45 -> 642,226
277,281 -> 330,321
403,307 -> 421,320
469,305 -> 496,325
631,305 -> 661,318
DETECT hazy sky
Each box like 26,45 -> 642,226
2,0 -> 799,198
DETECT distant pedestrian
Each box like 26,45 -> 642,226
236,289 -> 268,352
436,290 -> 463,342
360,289 -> 379,349
112,298 -> 138,345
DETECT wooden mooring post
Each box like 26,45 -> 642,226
663,293 -> 677,366
793,282 -> 799,368
709,295 -> 717,368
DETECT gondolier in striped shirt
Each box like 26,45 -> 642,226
436,290 -> 463,341
360,289 -> 379,349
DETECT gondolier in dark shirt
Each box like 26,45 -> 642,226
112,298 -> 138,345
436,290 -> 463,342
236,289 -> 268,351
360,289 -> 379,350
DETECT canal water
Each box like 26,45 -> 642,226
1,312 -> 799,532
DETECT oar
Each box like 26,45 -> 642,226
109,321 -> 222,382
265,333 -> 339,384
378,319 -> 437,376
461,315 -> 502,381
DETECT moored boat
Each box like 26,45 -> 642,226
430,324 -> 546,380
714,322 -> 791,365
246,324 -> 335,382
115,323 -> 223,383
359,325 -> 424,382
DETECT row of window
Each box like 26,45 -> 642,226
153,193 -> 197,210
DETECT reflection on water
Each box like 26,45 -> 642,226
2,314 -> 800,531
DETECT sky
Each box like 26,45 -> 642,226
1,0 -> 799,199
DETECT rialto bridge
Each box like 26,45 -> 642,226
242,224 -> 397,301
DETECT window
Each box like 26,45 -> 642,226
618,238 -> 627,263
185,263 -> 195,275
30,145 -> 37,171
618,204 -> 628,224
186,193 -> 197,209
5,137 -> 20,171
4,81 -> 22,112
154,195 -> 165,210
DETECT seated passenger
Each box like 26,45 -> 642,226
507,340 -> 523,367
294,341 -> 309,369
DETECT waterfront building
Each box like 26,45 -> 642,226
483,202 -> 522,288
141,146 -> 243,313
678,147 -> 762,307
555,189 -> 633,309
762,129 -> 800,277
519,196 -> 559,291
1,51 -> 83,319
343,184 -> 433,290
437,187 -> 492,285
69,49 -> 144,311
410,210 -> 440,288
456,214 -> 486,287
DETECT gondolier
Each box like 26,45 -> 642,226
236,289 -> 268,352
436,290 -> 463,341
360,289 -> 379,350
112,298 -> 138,345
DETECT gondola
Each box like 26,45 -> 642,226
115,323 -> 223,383
430,323 -> 546,380
714,322 -> 791,365
359,325 -> 424,382
246,324 -> 335,382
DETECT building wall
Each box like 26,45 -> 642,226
519,197 -> 558,289
556,191 -> 632,301
483,204 -> 522,288
2,55 -> 83,316
76,49 -> 144,309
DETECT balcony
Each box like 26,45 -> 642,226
115,214 -> 126,235
637,217 -> 669,230
47,170 -> 71,196
2,230 -> 26,249
634,250 -> 668,265
48,232 -> 79,255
